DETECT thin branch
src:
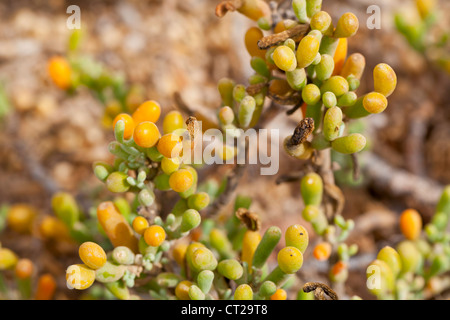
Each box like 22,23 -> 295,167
173,91 -> 195,116
8,114 -> 60,195
267,91 -> 302,105
286,99 -> 304,116
350,153 -> 360,181
255,101 -> 284,129
206,162 -> 247,218
275,170 -> 308,185
324,183 -> 345,218
363,152 -> 444,208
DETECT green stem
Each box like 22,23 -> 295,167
263,266 -> 290,287
0,273 -> 7,295
17,278 -> 32,300
252,227 -> 281,270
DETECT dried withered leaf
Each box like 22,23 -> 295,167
235,208 -> 261,231
215,0 -> 243,18
288,117 -> 315,147
186,116 -> 199,141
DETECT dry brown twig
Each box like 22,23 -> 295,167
303,282 -> 339,300
257,24 -> 310,50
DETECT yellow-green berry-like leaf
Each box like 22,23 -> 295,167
306,0 -> 323,18
273,45 -> 297,72
197,270 -> 214,294
217,259 -> 244,280
180,209 -> 201,233
190,247 -> 218,272
112,246 -> 135,266
300,172 -> 323,206
302,84 -> 321,105
296,35 -> 321,69
95,261 -> 126,283
320,76 -> 349,97
259,280 -> 277,297
301,205 -> 320,222
340,53 -> 366,80
310,11 -> 332,35
285,224 -> 309,253
376,246 -> 402,278
277,246 -> 304,274
396,240 -> 422,274
286,68 -> 307,91
218,78 -> 236,107
238,96 -> 256,128
187,192 -> 210,211
323,106 -> 343,141
235,284 -> 254,300
51,192 -> 80,228
106,172 -> 130,193
363,92 -> 388,114
315,54 -> 335,81
373,63 -> 397,97
366,259 -> 395,298
188,284 -> 206,300
251,56 -> 271,78
436,186 -> 450,215
331,133 -> 366,154
292,0 -> 308,23
209,228 -> 234,259
333,12 -> 359,38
